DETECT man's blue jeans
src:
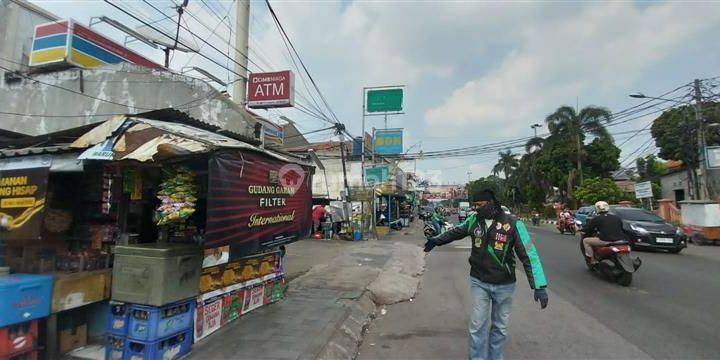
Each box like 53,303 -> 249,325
432,220 -> 441,235
469,277 -> 516,360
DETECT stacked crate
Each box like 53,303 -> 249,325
105,299 -> 194,360
0,274 -> 53,360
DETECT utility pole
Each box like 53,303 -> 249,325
234,0 -> 250,104
693,79 -> 713,200
531,123 -> 542,138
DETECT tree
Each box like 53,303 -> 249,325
545,105 -> 613,185
467,176 -> 507,204
635,155 -> 667,181
584,137 -> 621,179
525,137 -> 545,153
574,177 -> 627,205
492,150 -> 519,179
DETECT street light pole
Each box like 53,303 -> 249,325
531,123 -> 542,137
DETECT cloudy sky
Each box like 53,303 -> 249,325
31,0 -> 720,184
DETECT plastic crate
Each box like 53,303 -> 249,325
107,302 -> 129,336
127,299 -> 194,341
8,349 -> 38,360
105,334 -> 126,360
0,320 -> 38,357
123,329 -> 192,360
0,274 -> 52,327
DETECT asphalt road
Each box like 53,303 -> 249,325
532,223 -> 720,359
359,218 -> 720,359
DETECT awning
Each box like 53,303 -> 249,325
70,116 -> 309,165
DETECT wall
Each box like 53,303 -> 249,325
661,170 -> 689,202
0,63 -> 255,138
0,0 -> 59,73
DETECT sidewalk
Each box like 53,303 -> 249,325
189,225 -> 426,360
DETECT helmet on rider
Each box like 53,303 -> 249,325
595,201 -> 610,213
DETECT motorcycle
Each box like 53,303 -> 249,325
580,232 -> 641,286
423,220 -> 454,238
531,213 -> 541,226
557,216 -> 577,235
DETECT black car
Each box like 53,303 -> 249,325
610,206 -> 687,253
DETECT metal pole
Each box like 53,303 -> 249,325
384,113 -> 388,129
361,88 -> 366,237
234,0 -> 250,104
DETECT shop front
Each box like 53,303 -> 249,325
0,116 -> 313,359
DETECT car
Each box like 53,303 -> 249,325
458,201 -> 470,222
608,206 -> 687,253
501,205 -> 511,215
575,206 -> 595,228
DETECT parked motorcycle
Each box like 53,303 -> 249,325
423,220 -> 454,238
579,233 -> 641,286
557,216 -> 577,235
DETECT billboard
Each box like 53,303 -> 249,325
29,19 -> 161,69
205,151 -> 312,257
374,129 -> 403,155
247,71 -> 295,108
365,166 -> 389,186
366,88 -> 403,113
423,185 -> 467,200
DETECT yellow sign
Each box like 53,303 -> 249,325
1,197 -> 36,208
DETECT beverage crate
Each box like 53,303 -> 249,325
123,329 -> 192,360
105,334 -> 126,360
107,302 -> 129,336
0,320 -> 37,357
127,299 -> 194,341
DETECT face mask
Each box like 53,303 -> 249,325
476,203 -> 496,219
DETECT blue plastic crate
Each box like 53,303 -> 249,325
107,302 -> 129,336
0,274 -> 52,327
127,299 -> 194,342
123,329 -> 192,360
105,334 -> 126,360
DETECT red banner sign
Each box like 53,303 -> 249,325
205,151 -> 312,257
247,71 -> 294,108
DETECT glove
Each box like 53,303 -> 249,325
423,237 -> 437,253
534,288 -> 548,309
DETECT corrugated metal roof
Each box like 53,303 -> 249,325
0,144 -> 73,158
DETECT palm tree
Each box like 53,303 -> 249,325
492,150 -> 519,179
525,137 -> 545,153
544,105 -> 612,185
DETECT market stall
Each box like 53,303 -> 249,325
0,115 -> 314,359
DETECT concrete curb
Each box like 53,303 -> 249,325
519,217 -> 558,225
316,291 -> 377,360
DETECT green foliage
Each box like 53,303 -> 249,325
492,150 -> 519,179
584,137 -> 621,178
467,175 -> 507,204
651,103 -> 720,167
574,177 -> 626,205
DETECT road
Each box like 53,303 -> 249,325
358,218 -> 720,359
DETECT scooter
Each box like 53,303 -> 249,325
423,220 -> 454,238
557,216 -> 577,235
531,213 -> 541,226
580,232 -> 641,286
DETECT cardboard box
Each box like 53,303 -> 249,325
59,323 -> 87,355
52,269 -> 111,313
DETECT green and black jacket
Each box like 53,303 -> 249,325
432,212 -> 548,289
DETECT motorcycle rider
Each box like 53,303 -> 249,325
431,206 -> 445,235
424,189 -> 548,360
581,201 -> 627,263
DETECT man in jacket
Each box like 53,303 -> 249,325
431,206 -> 445,235
424,189 -> 548,360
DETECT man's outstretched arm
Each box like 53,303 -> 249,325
513,220 -> 549,308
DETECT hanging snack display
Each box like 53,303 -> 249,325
156,167 -> 198,226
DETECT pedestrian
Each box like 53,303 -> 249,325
423,189 -> 549,360
312,205 -> 326,233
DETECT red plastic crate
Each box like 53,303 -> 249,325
0,320 -> 37,357
7,349 -> 37,360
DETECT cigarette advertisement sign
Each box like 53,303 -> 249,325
0,156 -> 51,241
205,151 -> 312,257
247,70 -> 295,108
374,129 -> 403,155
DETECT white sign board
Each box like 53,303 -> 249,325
706,146 -> 720,169
635,181 -> 653,199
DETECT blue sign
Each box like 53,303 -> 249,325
374,129 -> 403,155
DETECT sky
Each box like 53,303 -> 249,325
29,0 -> 720,184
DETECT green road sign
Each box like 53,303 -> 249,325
366,88 -> 403,113
365,166 -> 389,185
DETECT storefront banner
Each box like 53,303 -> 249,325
241,285 -> 265,314
0,156 -> 51,241
206,151 -> 312,257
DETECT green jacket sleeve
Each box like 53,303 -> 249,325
513,220 -> 548,289
432,214 -> 474,246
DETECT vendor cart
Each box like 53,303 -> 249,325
679,200 -> 720,245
